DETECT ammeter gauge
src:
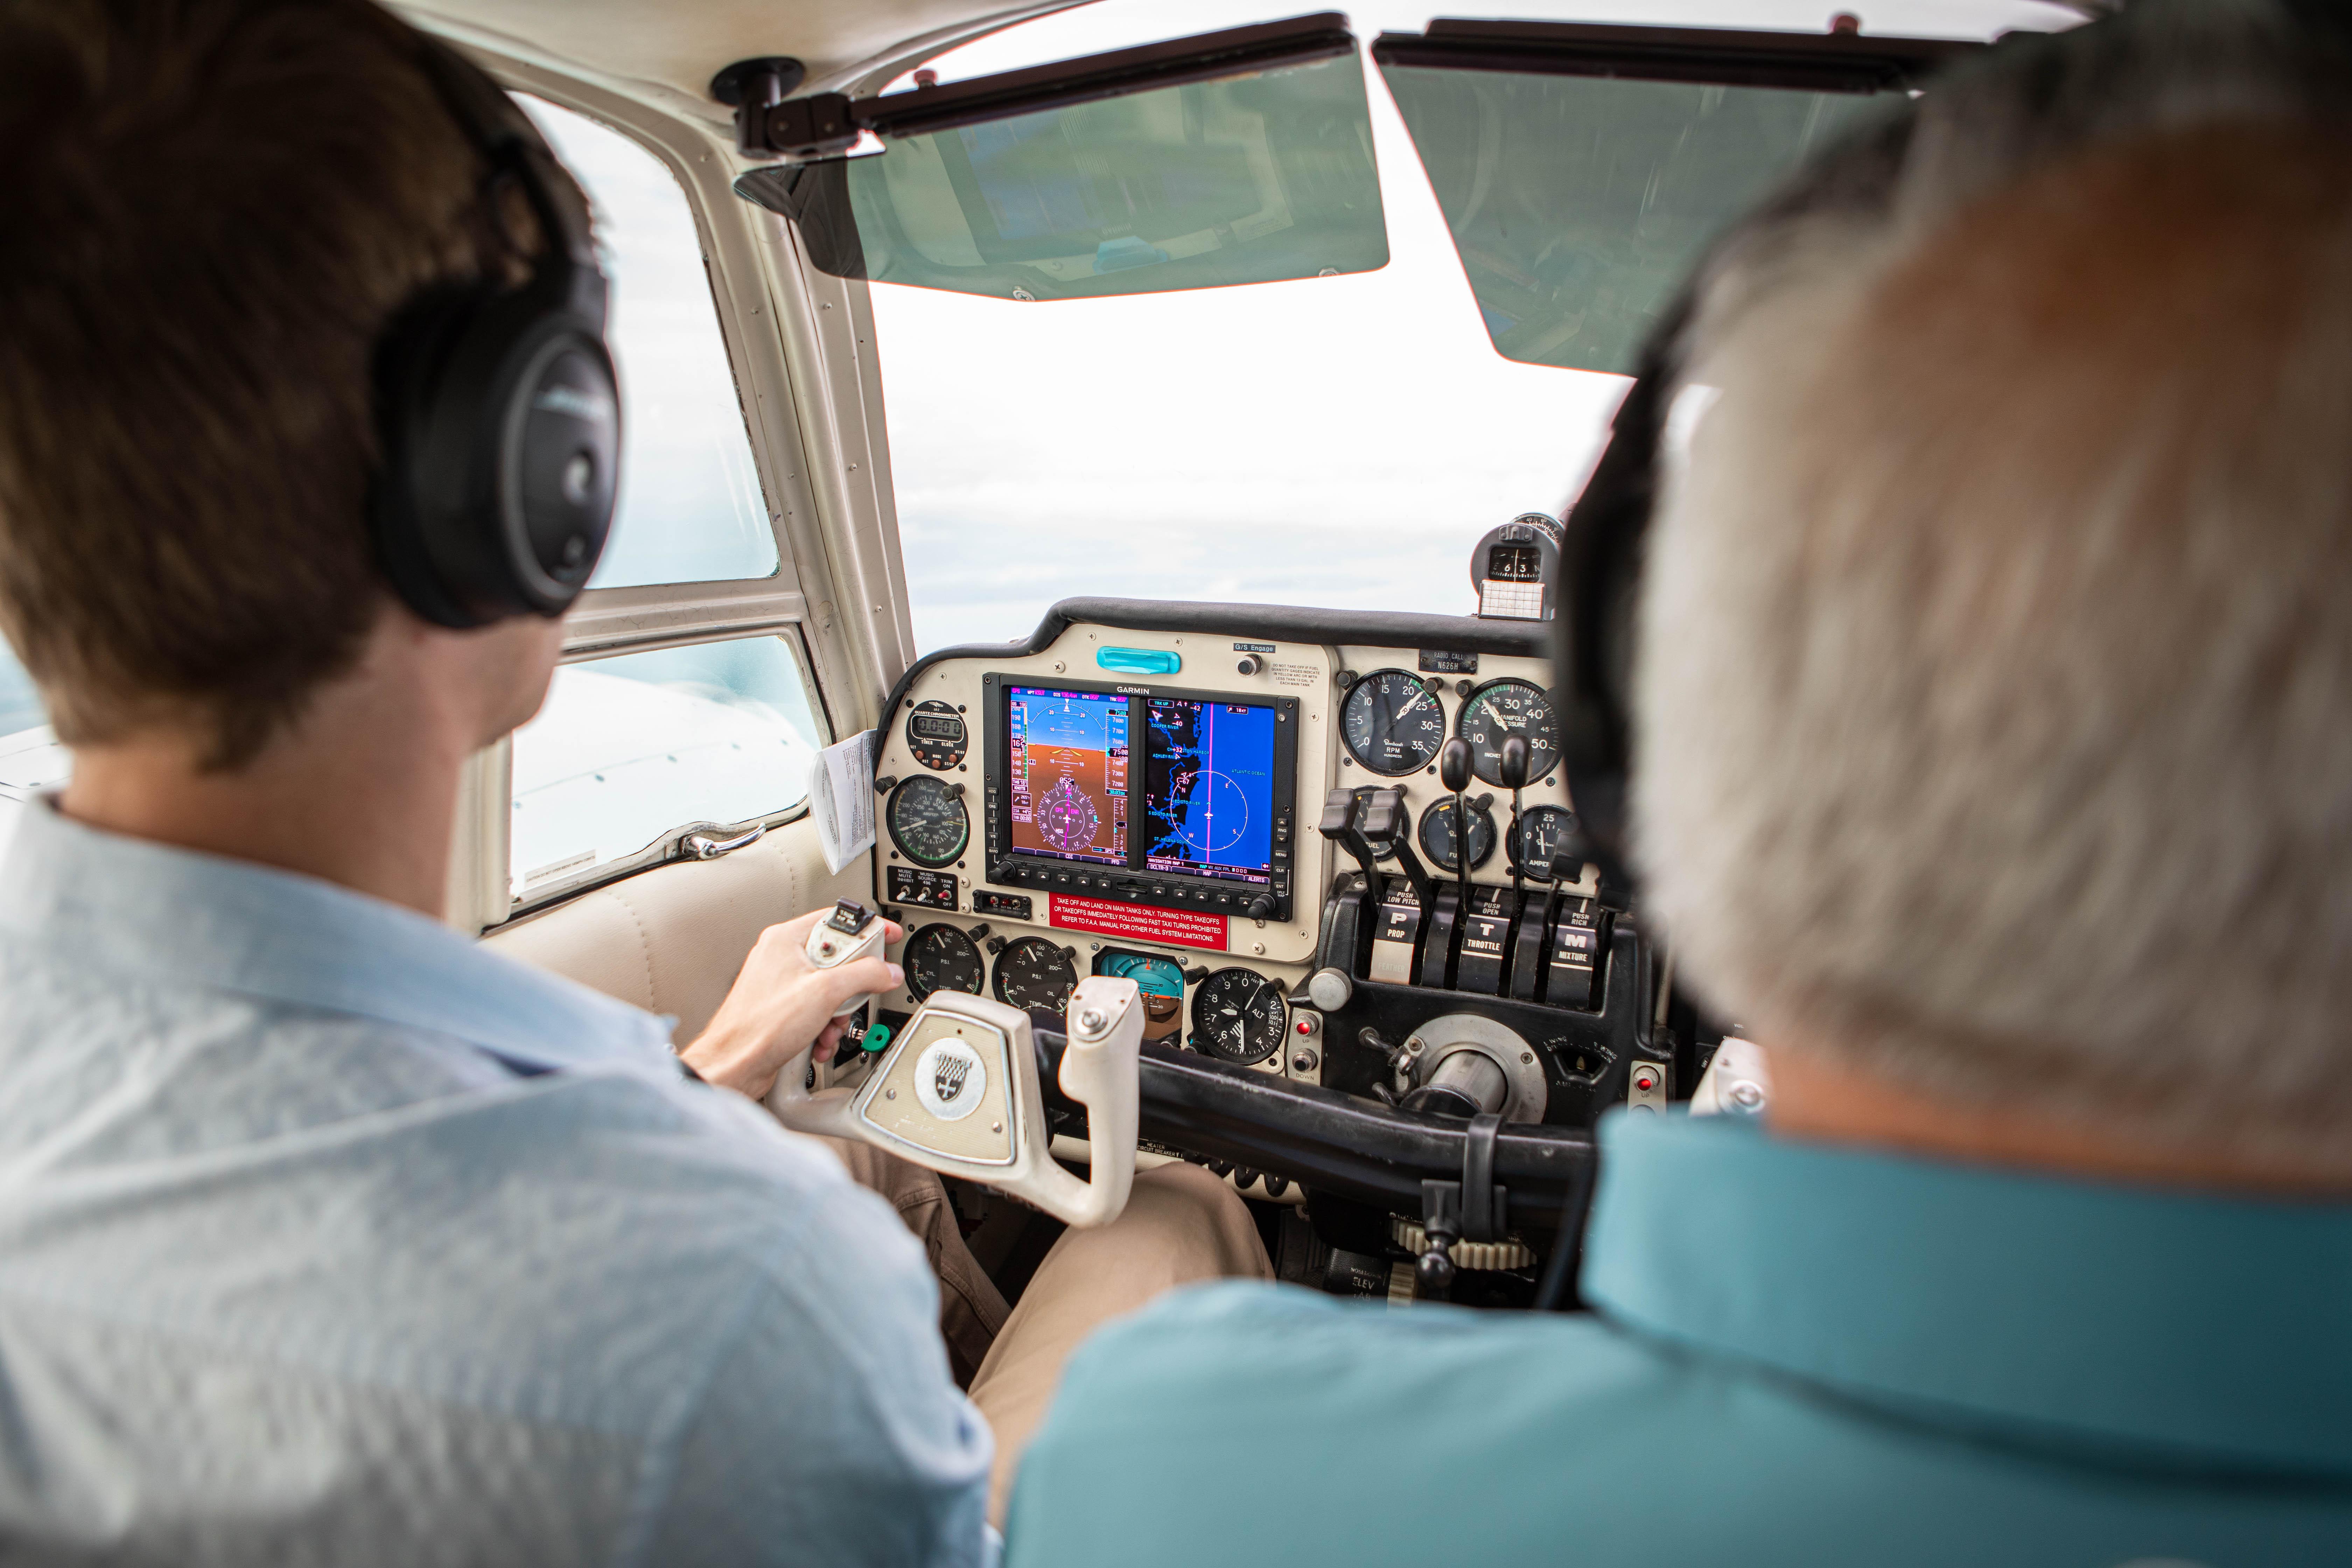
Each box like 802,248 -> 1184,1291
887,775 -> 969,868
1419,797 -> 1497,873
992,937 -> 1077,1020
902,923 -> 984,1002
1510,804 -> 1577,877
1340,669 -> 1446,776
1456,678 -> 1560,788
1188,967 -> 1287,1065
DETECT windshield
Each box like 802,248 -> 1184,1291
871,0 -> 2076,651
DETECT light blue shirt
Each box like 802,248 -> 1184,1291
1008,1112 -> 2352,1566
0,802 -> 994,1565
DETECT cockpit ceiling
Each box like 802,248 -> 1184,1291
397,0 -> 1088,117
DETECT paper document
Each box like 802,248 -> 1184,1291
809,729 -> 877,875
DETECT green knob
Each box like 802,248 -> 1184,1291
860,1024 -> 892,1055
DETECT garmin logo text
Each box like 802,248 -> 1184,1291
534,385 -> 614,422
1116,685 -> 1149,695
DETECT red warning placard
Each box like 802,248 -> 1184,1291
1049,895 -> 1228,952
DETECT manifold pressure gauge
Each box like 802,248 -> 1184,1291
1340,669 -> 1447,776
887,775 -> 969,868
1189,967 -> 1287,1066
1457,678 -> 1560,789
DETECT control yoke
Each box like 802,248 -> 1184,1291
767,976 -> 1144,1228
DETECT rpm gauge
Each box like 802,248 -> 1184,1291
887,775 -> 969,868
1341,670 -> 1447,776
1188,966 -> 1287,1066
1457,678 -> 1560,788
902,923 -> 984,1002
1419,798 -> 1497,873
1510,804 -> 1577,878
992,937 -> 1077,1021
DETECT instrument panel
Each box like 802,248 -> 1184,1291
864,609 -> 1587,1100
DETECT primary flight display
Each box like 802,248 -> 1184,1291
1006,686 -> 1128,866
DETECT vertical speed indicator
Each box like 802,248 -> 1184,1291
1341,670 -> 1447,776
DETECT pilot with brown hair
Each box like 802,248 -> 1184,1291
0,0 -> 1264,1559
1007,3 -> 2352,1563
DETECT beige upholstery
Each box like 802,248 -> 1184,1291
483,817 -> 862,1043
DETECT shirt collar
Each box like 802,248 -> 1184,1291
1585,1111 -> 2352,1477
0,799 -> 676,1077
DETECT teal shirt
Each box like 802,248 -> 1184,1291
1006,1113 -> 2352,1566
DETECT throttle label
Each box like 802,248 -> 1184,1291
1050,895 -> 1228,952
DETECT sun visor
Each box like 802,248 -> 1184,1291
734,14 -> 1388,303
1372,21 -> 1979,374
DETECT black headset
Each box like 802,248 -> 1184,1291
370,37 -> 621,629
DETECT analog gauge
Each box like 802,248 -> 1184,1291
1096,949 -> 1187,1042
1457,678 -> 1561,788
887,775 -> 969,868
1188,966 -> 1287,1066
1341,669 -> 1448,776
902,923 -> 984,1002
905,699 -> 968,771
1419,798 -> 1497,873
1510,805 -> 1577,878
992,937 -> 1077,1020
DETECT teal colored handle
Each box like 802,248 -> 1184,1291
1097,646 -> 1182,675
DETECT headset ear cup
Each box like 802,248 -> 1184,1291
371,288 -> 494,629
377,285 -> 618,627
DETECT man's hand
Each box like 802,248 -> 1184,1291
680,909 -> 904,1100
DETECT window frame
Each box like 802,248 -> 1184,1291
444,46 -> 916,930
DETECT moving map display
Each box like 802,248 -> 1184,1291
1005,686 -> 1127,866
1143,698 -> 1276,886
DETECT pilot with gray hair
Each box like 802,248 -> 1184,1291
1004,2 -> 2352,1562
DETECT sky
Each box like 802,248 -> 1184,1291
865,0 -> 2081,651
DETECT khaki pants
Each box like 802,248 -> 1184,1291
826,1141 -> 1270,1522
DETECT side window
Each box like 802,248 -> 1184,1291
509,635 -> 822,901
519,97 -> 780,588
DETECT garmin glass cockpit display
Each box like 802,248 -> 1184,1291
980,678 -> 1300,922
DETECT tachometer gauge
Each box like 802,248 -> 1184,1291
1096,949 -> 1186,1042
1188,967 -> 1287,1065
1456,678 -> 1560,788
1341,670 -> 1447,776
1419,798 -> 1497,873
902,923 -> 984,1001
992,937 -> 1077,1020
1509,805 -> 1577,878
887,775 -> 969,868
